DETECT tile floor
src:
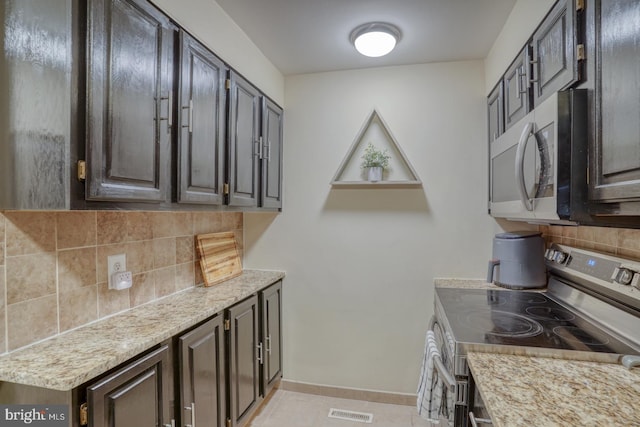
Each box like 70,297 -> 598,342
249,390 -> 431,427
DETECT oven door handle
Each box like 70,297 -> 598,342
428,316 -> 457,392
433,354 -> 456,392
515,122 -> 535,211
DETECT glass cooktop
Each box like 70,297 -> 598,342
435,287 -> 638,355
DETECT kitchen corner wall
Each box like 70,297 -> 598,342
245,61 -> 503,395
0,210 -> 243,354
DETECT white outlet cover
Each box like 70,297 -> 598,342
107,254 -> 127,288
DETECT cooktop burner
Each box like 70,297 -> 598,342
552,326 -> 610,347
463,311 -> 543,338
435,287 -> 637,355
525,306 -> 575,321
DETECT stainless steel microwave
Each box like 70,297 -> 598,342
489,89 -> 588,224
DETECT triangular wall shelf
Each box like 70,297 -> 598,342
331,109 -> 422,188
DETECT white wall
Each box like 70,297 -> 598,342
484,0 -> 556,94
244,61 -> 501,394
151,0 -> 284,105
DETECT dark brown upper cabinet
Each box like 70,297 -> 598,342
227,71 -> 284,210
86,0 -> 175,202
260,98 -> 284,209
531,0 -> 580,108
1,0 -> 284,211
177,30 -> 227,205
503,46 -> 532,131
487,81 -> 504,144
588,0 -> 640,210
227,71 -> 262,208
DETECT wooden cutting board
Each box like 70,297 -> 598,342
196,231 -> 242,287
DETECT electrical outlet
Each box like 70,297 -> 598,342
107,254 -> 126,288
110,271 -> 133,290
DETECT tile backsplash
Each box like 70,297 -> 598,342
540,224 -> 640,260
0,210 -> 243,354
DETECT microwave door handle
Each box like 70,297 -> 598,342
515,122 -> 535,211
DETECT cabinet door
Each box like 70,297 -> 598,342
228,295 -> 260,427
503,47 -> 531,130
589,0 -> 640,203
260,99 -> 284,209
487,82 -> 504,144
86,0 -> 174,202
260,281 -> 282,396
88,345 -> 171,427
228,71 -> 261,208
177,31 -> 226,205
531,0 -> 578,107
178,316 -> 226,427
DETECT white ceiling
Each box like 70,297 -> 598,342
214,0 -> 517,76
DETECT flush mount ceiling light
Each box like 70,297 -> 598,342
350,22 -> 401,58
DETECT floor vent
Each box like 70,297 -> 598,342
328,408 -> 373,423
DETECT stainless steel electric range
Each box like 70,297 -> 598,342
430,244 -> 640,427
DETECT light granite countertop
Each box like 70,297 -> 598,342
434,278 -> 500,290
467,352 -> 640,427
0,269 -> 285,391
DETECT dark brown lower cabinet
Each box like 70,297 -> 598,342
260,281 -> 282,397
178,316 -> 226,427
227,295 -> 261,427
67,282 -> 283,427
226,282 -> 284,427
87,345 -> 172,427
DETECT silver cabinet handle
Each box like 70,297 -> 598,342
254,137 -> 263,158
184,403 -> 195,427
168,91 -> 173,128
262,138 -> 271,162
515,122 -> 535,211
257,342 -> 263,364
516,66 -> 527,98
469,411 -> 492,427
529,57 -> 539,84
163,420 -> 175,427
266,334 -> 272,354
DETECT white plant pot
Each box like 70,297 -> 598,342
368,167 -> 383,182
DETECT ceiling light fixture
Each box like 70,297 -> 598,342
350,22 -> 401,58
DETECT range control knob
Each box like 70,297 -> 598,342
553,251 -> 568,264
614,268 -> 635,286
545,249 -> 556,260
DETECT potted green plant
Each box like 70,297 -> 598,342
361,143 -> 390,182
